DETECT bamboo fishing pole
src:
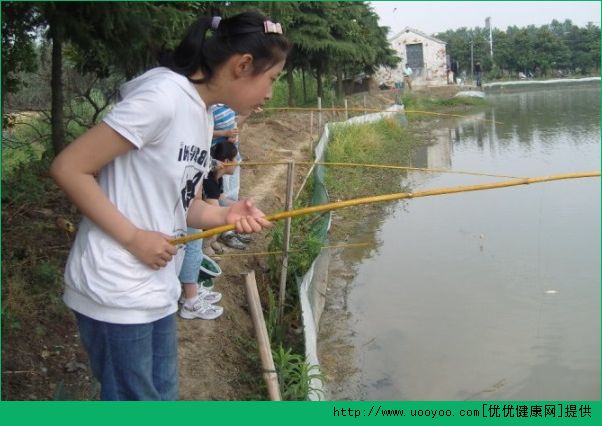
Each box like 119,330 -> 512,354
170,171 -> 600,246
262,106 -> 503,124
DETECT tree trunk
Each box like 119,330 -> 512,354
302,68 -> 307,104
316,63 -> 323,99
286,70 -> 295,107
335,64 -> 344,100
50,12 -> 65,156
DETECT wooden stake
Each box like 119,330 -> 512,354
317,97 -> 322,129
243,271 -> 282,401
309,111 -> 314,156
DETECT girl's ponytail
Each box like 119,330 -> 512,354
158,17 -> 213,79
159,11 -> 290,85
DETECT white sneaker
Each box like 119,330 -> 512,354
178,280 -> 218,305
179,299 -> 223,320
218,231 -> 247,250
198,286 -> 222,304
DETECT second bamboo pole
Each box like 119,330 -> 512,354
278,160 -> 295,324
244,271 -> 282,401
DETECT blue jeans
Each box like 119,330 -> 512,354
75,311 -> 178,400
179,227 -> 203,283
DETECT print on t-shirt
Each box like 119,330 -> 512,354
174,143 -> 210,237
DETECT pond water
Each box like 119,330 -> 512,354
346,83 -> 600,400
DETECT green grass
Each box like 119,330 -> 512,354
2,114 -> 50,174
402,93 -> 487,118
325,117 -> 415,201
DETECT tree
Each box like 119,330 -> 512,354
3,1 -> 202,156
1,2 -> 41,108
438,20 -> 600,78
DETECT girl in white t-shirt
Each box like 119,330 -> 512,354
49,12 -> 290,400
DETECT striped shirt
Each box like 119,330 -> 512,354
211,104 -> 237,146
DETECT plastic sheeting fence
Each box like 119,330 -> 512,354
299,104 -> 405,400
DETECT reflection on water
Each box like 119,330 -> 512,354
346,83 -> 600,400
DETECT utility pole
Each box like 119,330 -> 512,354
486,16 -> 493,59
470,40 -> 474,80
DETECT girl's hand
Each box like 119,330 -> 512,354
225,199 -> 272,234
124,229 -> 178,270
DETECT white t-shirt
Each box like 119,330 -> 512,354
63,67 -> 213,324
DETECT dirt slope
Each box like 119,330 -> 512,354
177,111 -> 313,400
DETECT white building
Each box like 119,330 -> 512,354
375,27 -> 448,87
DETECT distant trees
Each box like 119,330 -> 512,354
436,19 -> 600,78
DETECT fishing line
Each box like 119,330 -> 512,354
239,160 -> 522,180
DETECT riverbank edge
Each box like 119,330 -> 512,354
315,99 -> 486,400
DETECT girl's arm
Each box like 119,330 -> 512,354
187,197 -> 271,233
50,123 -> 177,270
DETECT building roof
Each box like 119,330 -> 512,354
389,27 -> 447,45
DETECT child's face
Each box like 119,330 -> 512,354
229,58 -> 285,115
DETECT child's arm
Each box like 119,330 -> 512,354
219,194 -> 236,207
213,129 -> 239,138
50,123 -> 177,270
187,197 -> 271,234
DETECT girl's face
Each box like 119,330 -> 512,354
227,56 -> 285,115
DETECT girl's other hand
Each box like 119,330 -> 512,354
124,229 -> 178,270
226,199 -> 272,234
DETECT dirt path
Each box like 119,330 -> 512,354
178,112 -> 313,400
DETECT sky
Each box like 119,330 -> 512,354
370,1 -> 601,36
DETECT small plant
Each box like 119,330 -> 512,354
1,309 -> 22,332
265,286 -> 285,344
1,157 -> 52,206
32,260 -> 61,290
272,344 -> 325,400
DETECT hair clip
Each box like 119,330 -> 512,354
263,20 -> 283,34
211,16 -> 222,30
